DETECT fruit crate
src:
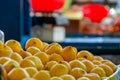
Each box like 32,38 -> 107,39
102,65 -> 120,80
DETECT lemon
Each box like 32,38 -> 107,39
9,52 -> 23,63
60,74 -> 76,80
33,70 -> 50,80
24,67 -> 38,77
50,64 -> 69,77
5,39 -> 22,53
26,46 -> 41,55
8,68 -> 29,80
61,46 -> 77,62
45,61 -> 58,70
77,50 -> 94,61
69,60 -> 87,70
25,37 -> 43,50
34,52 -> 50,65
70,67 -> 87,79
50,53 -> 64,62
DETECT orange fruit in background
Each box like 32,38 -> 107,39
69,60 -> 87,70
90,66 -> 106,77
8,68 -> 29,80
60,74 -> 76,80
70,67 -> 87,79
26,46 -> 41,55
83,73 -> 101,80
20,50 -> 32,59
34,52 -> 50,65
81,59 -> 95,72
25,37 -> 43,51
50,53 -> 64,62
5,39 -> 23,53
61,46 -> 77,62
50,64 -> 69,77
77,50 -> 94,61
99,64 -> 113,77
33,70 -> 50,80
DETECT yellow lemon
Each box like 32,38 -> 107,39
60,74 -> 76,80
59,61 -> 71,72
5,39 -> 22,53
101,59 -> 111,63
41,42 -> 49,52
104,61 -> 117,72
3,59 -> 20,73
51,76 -> 63,80
34,52 -> 50,65
20,59 -> 36,68
94,56 -> 103,61
50,64 -> 69,77
70,67 -> 87,79
0,57 -> 11,65
81,59 -> 95,72
77,50 -> 94,61
24,56 -> 44,70
25,37 -> 43,50
9,52 -> 23,63
69,60 -> 86,70
8,68 -> 29,80
24,67 -> 38,77
77,58 -> 86,61
0,65 -> 8,80
77,77 -> 90,80
83,73 -> 101,80
99,64 -> 113,77
45,43 -> 62,55
45,61 -> 58,70
0,45 -> 13,57
33,70 -> 50,80
0,41 -> 4,49
20,50 -> 32,58
50,53 -> 64,62
61,46 -> 77,62
22,78 -> 35,80
26,46 -> 41,55
92,60 -> 102,65
90,66 -> 106,77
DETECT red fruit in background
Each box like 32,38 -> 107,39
30,0 -> 65,12
81,4 -> 109,23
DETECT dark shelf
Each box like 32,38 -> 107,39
73,0 -> 117,7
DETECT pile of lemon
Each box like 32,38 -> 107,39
0,37 -> 117,80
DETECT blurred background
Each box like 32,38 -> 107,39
0,0 -> 120,64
